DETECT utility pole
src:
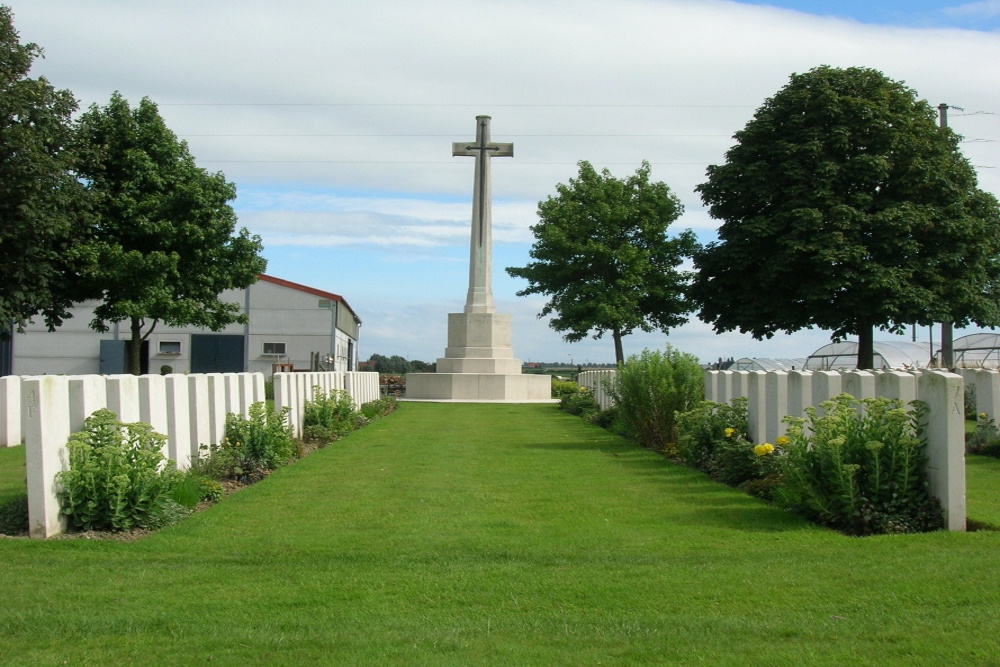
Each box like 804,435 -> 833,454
938,102 -> 954,369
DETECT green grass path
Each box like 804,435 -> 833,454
2,403 -> 1000,665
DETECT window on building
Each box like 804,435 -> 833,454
158,340 -> 182,355
262,341 -> 287,356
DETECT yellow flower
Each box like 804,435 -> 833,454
775,436 -> 790,447
724,428 -> 736,438
980,412 -> 988,420
753,443 -> 775,456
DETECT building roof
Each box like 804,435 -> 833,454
257,274 -> 361,323
732,357 -> 808,372
952,332 -> 1000,368
804,340 -> 931,370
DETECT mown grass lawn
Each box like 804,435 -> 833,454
0,444 -> 26,506
2,403 -> 1000,665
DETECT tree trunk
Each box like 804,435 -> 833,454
940,322 -> 953,368
856,321 -> 875,370
613,327 -> 625,366
128,316 -> 143,376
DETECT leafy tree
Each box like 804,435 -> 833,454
0,7 -> 92,334
409,359 -> 433,372
692,66 -> 1000,369
366,354 -> 412,374
506,161 -> 697,365
74,93 -> 267,374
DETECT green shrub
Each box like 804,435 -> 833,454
589,406 -> 620,430
360,396 -> 397,420
676,397 -> 750,471
779,394 -> 943,535
675,397 -> 781,494
190,444 -> 230,482
169,470 -> 206,509
145,499 -> 193,530
967,413 -> 1000,456
551,380 -> 579,399
610,346 -> 703,451
302,387 -> 358,443
0,492 -> 28,535
560,389 -> 600,417
219,402 -> 295,482
200,478 -> 224,503
56,409 -> 177,532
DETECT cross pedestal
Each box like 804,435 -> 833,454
405,116 -> 552,402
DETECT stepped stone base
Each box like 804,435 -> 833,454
404,311 -> 553,402
405,372 -> 552,402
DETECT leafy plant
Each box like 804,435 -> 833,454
360,396 -> 397,420
56,409 -> 177,532
589,406 -> 621,431
169,470 -> 206,509
608,346 -> 703,450
145,499 -> 192,530
551,380 -> 580,399
967,412 -> 1000,458
676,397 -> 749,470
675,397 -> 782,497
560,388 -> 600,417
219,402 -> 295,482
779,394 -> 943,535
199,478 -> 224,503
302,387 -> 358,443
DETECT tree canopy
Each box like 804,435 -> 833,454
691,65 -> 1000,369
506,161 -> 697,365
74,93 -> 267,374
0,7 -> 92,334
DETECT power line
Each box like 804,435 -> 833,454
197,160 -> 714,165
161,103 -> 755,108
180,133 -> 731,138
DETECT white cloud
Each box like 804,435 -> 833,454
12,0 -> 1000,362
944,1 -> 1000,19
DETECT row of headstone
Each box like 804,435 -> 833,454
16,372 -> 266,538
577,370 -> 617,410
954,368 -> 1000,420
9,370 -> 380,538
271,371 -> 381,438
705,369 -> 966,531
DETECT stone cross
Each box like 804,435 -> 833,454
453,116 -> 513,314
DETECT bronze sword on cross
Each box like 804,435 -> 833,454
452,116 -> 513,247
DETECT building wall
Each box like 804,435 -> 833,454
10,278 -> 360,375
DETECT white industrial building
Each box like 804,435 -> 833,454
1,274 -> 362,376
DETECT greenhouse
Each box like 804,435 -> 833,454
731,358 -> 808,372
952,333 -> 1000,368
804,340 -> 932,371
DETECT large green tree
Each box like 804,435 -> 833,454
506,161 -> 697,365
0,6 -> 92,334
692,66 -> 1000,369
74,93 -> 267,375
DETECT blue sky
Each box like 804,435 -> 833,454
14,0 -> 1000,364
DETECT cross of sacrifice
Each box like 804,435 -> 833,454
453,116 -> 513,247
452,116 -> 513,314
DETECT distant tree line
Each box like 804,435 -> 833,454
365,354 -> 433,374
